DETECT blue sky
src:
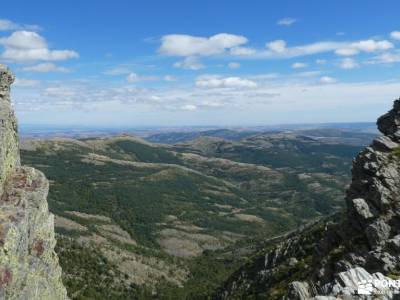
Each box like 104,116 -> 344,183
2,0 -> 400,126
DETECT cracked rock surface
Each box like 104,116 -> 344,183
0,65 -> 68,300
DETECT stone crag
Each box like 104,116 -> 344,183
0,65 -> 68,299
217,98 -> 400,300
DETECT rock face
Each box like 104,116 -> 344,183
217,99 -> 400,299
0,65 -> 68,299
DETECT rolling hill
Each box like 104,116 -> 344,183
20,129 -> 375,299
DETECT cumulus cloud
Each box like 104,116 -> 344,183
235,37 -> 395,60
173,57 -> 204,70
292,62 -> 307,69
390,31 -> 400,40
159,33 -> 248,56
13,70 -> 400,127
260,39 -> 394,59
195,75 -> 257,89
367,52 -> 400,64
335,39 -> 393,56
22,63 -> 70,73
320,76 -> 337,84
339,58 -> 359,69
266,40 -> 287,53
0,31 -> 79,62
261,40 -> 345,58
277,17 -> 297,26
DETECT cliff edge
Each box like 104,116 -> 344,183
217,99 -> 400,299
0,65 -> 68,299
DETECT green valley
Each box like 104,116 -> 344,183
20,129 -> 374,299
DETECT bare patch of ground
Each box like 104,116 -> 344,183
234,213 -> 265,224
96,224 -> 137,246
54,215 -> 88,232
157,228 -> 226,258
65,211 -> 112,223
77,233 -> 108,245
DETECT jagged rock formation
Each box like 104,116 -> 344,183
217,99 -> 400,299
0,65 -> 68,299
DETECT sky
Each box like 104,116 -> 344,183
1,0 -> 400,127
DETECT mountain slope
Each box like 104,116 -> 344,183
20,128 -> 373,299
216,98 -> 400,300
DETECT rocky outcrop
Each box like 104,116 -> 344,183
0,65 -> 68,299
0,65 -> 19,197
217,98 -> 400,299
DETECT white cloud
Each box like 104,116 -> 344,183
228,62 -> 240,69
260,40 -> 345,59
13,71 -> 400,127
43,86 -> 76,98
0,19 -> 19,31
0,31 -> 47,49
292,62 -> 307,69
320,76 -> 337,84
266,40 -> 287,53
390,31 -> 400,40
262,39 -> 393,59
14,78 -> 40,87
339,58 -> 359,69
0,19 -> 41,31
239,38 -> 394,60
335,39 -> 394,56
22,63 -> 70,73
158,32 -> 397,63
277,18 -> 297,26
335,48 -> 359,56
126,72 -> 159,83
367,52 -> 400,64
0,31 -> 78,62
195,75 -> 257,89
173,57 -> 204,70
229,47 -> 256,56
126,72 -> 139,83
159,33 -> 248,56
181,104 -> 197,111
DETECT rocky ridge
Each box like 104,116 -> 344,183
218,99 -> 400,299
0,65 -> 68,299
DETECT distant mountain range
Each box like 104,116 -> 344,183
19,122 -> 377,140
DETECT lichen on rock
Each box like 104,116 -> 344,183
0,65 -> 20,198
0,65 -> 68,300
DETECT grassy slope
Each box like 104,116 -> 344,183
20,132 -> 367,299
